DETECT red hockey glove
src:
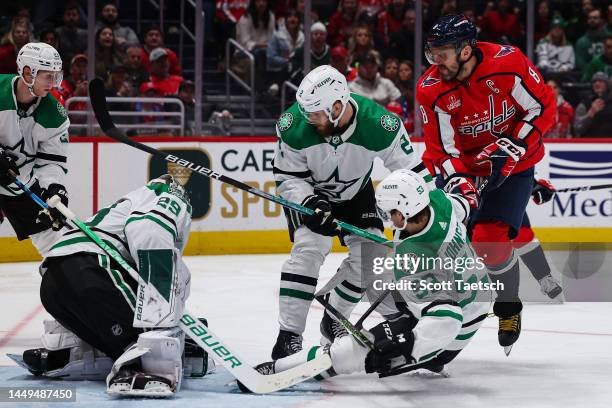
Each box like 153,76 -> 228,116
474,136 -> 527,190
443,174 -> 479,209
532,178 -> 556,205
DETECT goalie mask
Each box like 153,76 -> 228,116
375,170 -> 430,229
147,174 -> 190,204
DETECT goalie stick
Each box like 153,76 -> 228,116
88,78 -> 391,247
10,175 -> 332,394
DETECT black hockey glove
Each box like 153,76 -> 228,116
300,195 -> 339,236
37,184 -> 69,231
0,147 -> 19,186
474,135 -> 527,190
364,315 -> 416,375
532,178 -> 555,205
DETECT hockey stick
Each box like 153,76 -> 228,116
10,177 -> 331,393
88,78 -> 390,247
555,183 -> 612,193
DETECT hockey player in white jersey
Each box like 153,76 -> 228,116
244,170 -> 490,386
272,65 -> 434,359
0,42 -> 70,255
11,175 -> 209,397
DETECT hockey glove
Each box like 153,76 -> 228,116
474,136 -> 527,190
442,174 -> 479,209
0,147 -> 19,186
300,195 -> 339,236
37,184 -> 69,231
532,178 -> 555,205
365,316 -> 416,375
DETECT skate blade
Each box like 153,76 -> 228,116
6,354 -> 31,371
503,345 -> 514,356
107,386 -> 174,398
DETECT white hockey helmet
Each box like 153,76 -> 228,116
296,65 -> 350,127
375,169 -> 430,228
17,42 -> 63,94
147,174 -> 190,204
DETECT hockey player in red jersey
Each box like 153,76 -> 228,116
416,14 -> 556,350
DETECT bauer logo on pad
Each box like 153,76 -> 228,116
149,149 -> 212,219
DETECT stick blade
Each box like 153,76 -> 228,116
88,78 -> 115,133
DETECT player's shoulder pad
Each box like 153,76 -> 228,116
479,42 -> 526,67
276,102 -> 321,150
351,93 -> 403,151
145,183 -> 193,216
34,92 -> 68,129
416,66 -> 443,106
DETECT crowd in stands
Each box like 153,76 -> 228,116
0,0 -> 611,137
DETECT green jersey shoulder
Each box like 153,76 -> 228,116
277,93 -> 403,152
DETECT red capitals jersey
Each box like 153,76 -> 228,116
416,42 -> 556,177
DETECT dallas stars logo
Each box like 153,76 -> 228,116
380,114 -> 400,132
277,113 -> 293,131
312,167 -> 361,200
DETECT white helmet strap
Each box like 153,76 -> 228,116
327,99 -> 348,127
21,67 -> 39,97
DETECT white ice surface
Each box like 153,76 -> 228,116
0,253 -> 611,408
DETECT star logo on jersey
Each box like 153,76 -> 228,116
277,113 -> 293,131
494,45 -> 515,58
312,167 -> 361,200
380,114 -> 400,132
421,74 -> 441,88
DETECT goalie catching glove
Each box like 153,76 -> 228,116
474,136 -> 527,190
300,195 -> 339,236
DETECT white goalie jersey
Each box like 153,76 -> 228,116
44,181 -> 192,328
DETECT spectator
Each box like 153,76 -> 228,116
140,26 -> 181,76
328,0 -> 359,47
175,80 -> 196,135
387,8 -> 416,61
349,50 -> 401,106
574,72 -> 612,137
582,35 -> 612,81
535,0 -> 552,43
398,59 -> 413,83
330,45 -> 357,81
0,20 -> 30,74
125,45 -> 150,91
236,0 -> 275,53
137,82 -> 165,133
376,0 -> 408,46
545,79 -> 574,138
215,0 -> 249,60
479,0 -> 523,45
104,64 -> 132,97
149,48 -> 184,96
383,57 -> 399,85
39,28 -> 59,49
96,1 -> 140,49
348,25 -> 375,66
385,82 -> 414,134
290,22 -> 330,81
565,0 -> 595,43
94,26 -> 125,80
535,16 -> 576,76
267,8 -> 304,82
56,4 -> 87,70
59,54 -> 88,101
575,8 -> 611,72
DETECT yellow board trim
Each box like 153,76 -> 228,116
1,227 -> 611,263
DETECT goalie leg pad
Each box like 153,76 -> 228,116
19,320 -> 113,381
106,328 -> 184,397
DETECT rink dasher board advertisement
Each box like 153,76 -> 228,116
0,138 -> 610,261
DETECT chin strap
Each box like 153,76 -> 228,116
328,100 -> 348,128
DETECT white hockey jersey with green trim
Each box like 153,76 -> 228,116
45,183 -> 192,328
274,93 -> 433,204
0,74 -> 69,196
391,189 -> 491,362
